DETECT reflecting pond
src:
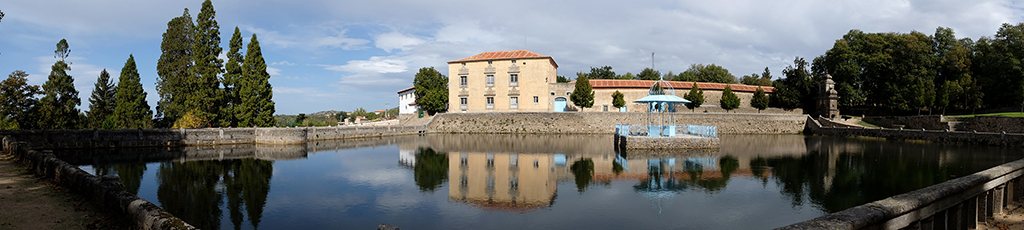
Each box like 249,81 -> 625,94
63,134 -> 1024,229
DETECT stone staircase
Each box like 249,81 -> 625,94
941,116 -> 972,131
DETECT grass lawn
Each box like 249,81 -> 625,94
947,112 -> 1024,118
857,120 -> 881,128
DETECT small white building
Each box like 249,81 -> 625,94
397,86 -> 419,116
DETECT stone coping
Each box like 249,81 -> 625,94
3,135 -> 194,230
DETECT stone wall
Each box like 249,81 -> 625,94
0,126 -> 426,149
861,115 -> 948,130
966,116 -> 1024,133
427,112 -> 808,134
805,117 -> 1024,147
2,136 -> 195,230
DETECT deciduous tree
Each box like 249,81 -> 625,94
586,66 -> 616,79
86,69 -> 116,129
113,55 -> 152,129
0,70 -> 41,129
638,68 -> 661,80
556,75 -> 570,83
413,67 -> 448,115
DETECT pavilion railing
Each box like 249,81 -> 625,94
615,124 -> 717,138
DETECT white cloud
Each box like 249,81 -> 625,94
266,66 -> 282,76
374,32 -> 427,53
271,61 -> 297,66
239,24 -> 370,51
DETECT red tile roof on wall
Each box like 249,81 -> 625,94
397,86 -> 415,94
579,79 -> 774,93
447,50 -> 558,68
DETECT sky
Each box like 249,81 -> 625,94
1,0 -> 1022,115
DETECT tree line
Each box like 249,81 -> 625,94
567,65 -> 773,87
773,24 -> 1024,115
0,1 -> 276,130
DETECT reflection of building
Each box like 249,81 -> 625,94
448,152 -> 560,211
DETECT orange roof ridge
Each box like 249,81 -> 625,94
583,79 -> 774,93
447,50 -> 556,67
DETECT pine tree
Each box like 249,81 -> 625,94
684,84 -> 704,111
220,27 -> 244,127
189,0 -> 224,126
113,55 -> 152,129
39,39 -> 82,129
238,34 -> 275,127
156,9 -> 194,127
570,75 -> 594,108
86,69 -> 116,129
751,86 -> 769,113
720,84 -> 741,112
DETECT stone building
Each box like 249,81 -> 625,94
397,86 -> 418,119
447,50 -> 560,113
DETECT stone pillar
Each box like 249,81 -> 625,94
817,74 -> 840,119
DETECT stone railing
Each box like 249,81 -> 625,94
3,136 -> 195,230
777,155 -> 1024,229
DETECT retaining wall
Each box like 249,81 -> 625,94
862,115 -> 948,130
2,136 -> 195,230
0,126 -> 425,149
967,116 -> 1024,133
427,112 -> 807,134
805,117 -> 1024,147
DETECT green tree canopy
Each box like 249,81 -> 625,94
413,67 -> 448,115
238,34 -> 275,127
751,86 -> 769,113
189,0 -> 224,125
87,69 -> 116,129
585,66 -> 616,79
0,70 -> 41,129
638,68 -> 661,80
684,84 -> 704,112
720,85 -> 741,112
39,38 -> 81,129
156,8 -> 195,127
612,90 -> 625,109
770,57 -> 816,112
571,75 -> 594,108
556,75 -> 570,83
113,55 -> 153,129
220,26 -> 245,127
673,64 -> 736,83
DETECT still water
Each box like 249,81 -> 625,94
63,134 -> 1024,229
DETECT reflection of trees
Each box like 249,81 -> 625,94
156,159 -> 274,230
759,136 -> 1001,213
692,156 -> 738,192
571,159 -> 595,193
115,163 -> 146,195
612,161 -> 624,175
414,147 -> 449,192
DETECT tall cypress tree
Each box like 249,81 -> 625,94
156,8 -> 194,128
570,75 -> 594,108
87,69 -> 116,129
220,27 -> 244,127
190,0 -> 224,126
113,55 -> 152,129
39,39 -> 81,129
239,34 -> 275,127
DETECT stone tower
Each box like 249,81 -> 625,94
818,74 -> 840,119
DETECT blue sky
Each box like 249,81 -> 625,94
1,0 -> 1022,115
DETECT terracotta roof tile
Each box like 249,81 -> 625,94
396,86 -> 415,94
447,50 -> 558,67
577,79 -> 774,93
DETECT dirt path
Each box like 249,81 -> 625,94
0,154 -> 132,230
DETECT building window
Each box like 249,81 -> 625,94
460,97 -> 468,110
604,105 -> 608,111
510,97 -> 518,109
550,92 -> 555,96
486,75 -> 494,87
533,96 -> 539,104
511,59 -> 516,63
488,60 -> 493,64
510,74 -> 518,86
460,76 -> 467,87
486,97 -> 494,109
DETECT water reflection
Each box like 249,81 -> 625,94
155,159 -> 273,230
